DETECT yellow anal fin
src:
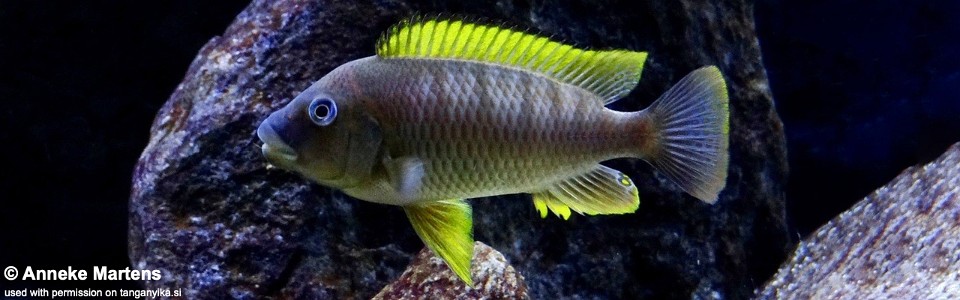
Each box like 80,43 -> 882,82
532,165 -> 640,219
375,17 -> 648,103
532,193 -> 572,220
403,199 -> 475,285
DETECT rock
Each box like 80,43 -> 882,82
756,142 -> 960,299
129,0 -> 790,299
373,242 -> 528,300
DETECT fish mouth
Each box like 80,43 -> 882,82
257,123 -> 299,163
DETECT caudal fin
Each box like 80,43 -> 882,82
643,66 -> 729,203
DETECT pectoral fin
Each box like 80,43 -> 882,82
532,165 -> 640,219
403,200 -> 475,285
384,156 -> 425,200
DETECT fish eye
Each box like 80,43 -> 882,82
308,98 -> 337,126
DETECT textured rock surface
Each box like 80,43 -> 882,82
373,242 -> 527,299
756,142 -> 960,299
129,0 -> 790,299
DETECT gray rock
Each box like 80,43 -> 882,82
373,242 -> 528,299
129,0 -> 790,299
756,142 -> 960,299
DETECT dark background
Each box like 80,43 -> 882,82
1,0 -> 959,292
755,0 -> 960,233
0,1 -> 250,291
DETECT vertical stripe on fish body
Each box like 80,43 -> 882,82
350,57 -> 644,203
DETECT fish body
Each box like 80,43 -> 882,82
328,57 -> 645,205
257,18 -> 729,285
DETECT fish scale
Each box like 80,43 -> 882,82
355,58 -> 631,202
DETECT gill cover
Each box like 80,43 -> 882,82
301,93 -> 382,188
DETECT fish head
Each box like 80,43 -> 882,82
257,63 -> 380,187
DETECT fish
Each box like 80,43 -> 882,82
257,17 -> 729,285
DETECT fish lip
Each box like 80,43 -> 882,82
257,122 -> 299,162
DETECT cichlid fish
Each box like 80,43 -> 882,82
257,18 -> 729,285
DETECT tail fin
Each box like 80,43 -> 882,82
642,66 -> 729,203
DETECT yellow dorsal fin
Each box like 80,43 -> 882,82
376,17 -> 648,103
